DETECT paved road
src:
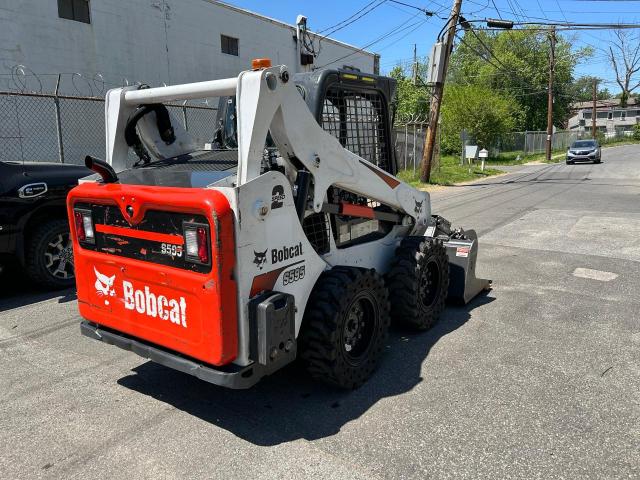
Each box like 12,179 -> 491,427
1,146 -> 639,479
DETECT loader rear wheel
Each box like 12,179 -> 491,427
387,237 -> 449,330
299,267 -> 390,389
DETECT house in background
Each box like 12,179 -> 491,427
568,98 -> 639,138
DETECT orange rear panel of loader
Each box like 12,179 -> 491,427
67,183 -> 238,366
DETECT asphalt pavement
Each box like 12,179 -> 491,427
1,145 -> 639,479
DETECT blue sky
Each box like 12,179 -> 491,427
226,0 -> 640,94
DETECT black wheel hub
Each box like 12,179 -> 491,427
44,232 -> 75,280
419,259 -> 441,308
342,294 -> 377,362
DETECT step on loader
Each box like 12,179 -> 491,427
68,60 -> 490,389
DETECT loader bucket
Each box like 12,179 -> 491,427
443,229 -> 491,304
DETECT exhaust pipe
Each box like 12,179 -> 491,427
85,156 -> 118,184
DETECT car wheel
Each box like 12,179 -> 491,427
25,219 -> 75,289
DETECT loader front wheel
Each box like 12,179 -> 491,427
387,237 -> 449,330
299,267 -> 390,389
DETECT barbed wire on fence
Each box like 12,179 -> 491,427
9,64 -> 43,94
0,89 -> 219,165
0,63 -> 170,97
394,113 -> 429,126
393,114 -> 430,174
0,64 -> 221,108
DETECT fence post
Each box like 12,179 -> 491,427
436,119 -> 441,173
54,74 -> 65,163
412,122 -> 417,175
182,101 -> 189,131
404,122 -> 408,171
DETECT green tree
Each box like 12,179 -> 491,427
569,76 -> 612,102
448,28 -> 592,131
440,84 -> 522,154
389,60 -> 430,119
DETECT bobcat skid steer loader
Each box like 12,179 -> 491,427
68,60 -> 489,389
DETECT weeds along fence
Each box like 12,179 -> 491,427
0,90 -> 218,165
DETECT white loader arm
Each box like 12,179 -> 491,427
104,65 -> 430,226
236,66 -> 430,226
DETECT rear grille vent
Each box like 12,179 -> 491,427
302,213 -> 330,255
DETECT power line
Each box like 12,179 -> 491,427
453,27 -> 559,98
377,19 -> 430,52
316,0 -> 387,35
465,0 -> 491,15
535,0 -> 551,20
303,1 -> 392,58
554,0 -> 571,23
314,13 -> 428,69
388,0 -> 437,16
511,0 -> 536,21
307,0 -> 439,60
491,0 -> 504,19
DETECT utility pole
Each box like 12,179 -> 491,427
420,0 -> 462,183
412,43 -> 418,85
592,78 -> 598,139
545,26 -> 556,162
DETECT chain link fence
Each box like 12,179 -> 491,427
488,129 -> 636,157
393,114 -> 436,173
489,130 -> 580,156
0,91 -> 218,165
391,120 -> 637,171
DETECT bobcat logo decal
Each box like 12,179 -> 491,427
94,267 -> 116,305
414,199 -> 424,215
253,249 -> 268,270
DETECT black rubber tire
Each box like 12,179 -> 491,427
566,161 -> 573,165
25,219 -> 76,289
386,237 -> 450,331
299,267 -> 390,389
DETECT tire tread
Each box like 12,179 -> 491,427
386,236 -> 449,330
299,267 -> 390,389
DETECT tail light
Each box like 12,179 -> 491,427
184,222 -> 210,265
74,208 -> 95,244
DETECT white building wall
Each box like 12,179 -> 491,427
0,0 -> 376,94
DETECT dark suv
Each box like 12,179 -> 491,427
0,161 -> 90,288
566,139 -> 602,164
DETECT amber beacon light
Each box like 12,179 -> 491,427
251,58 -> 272,70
